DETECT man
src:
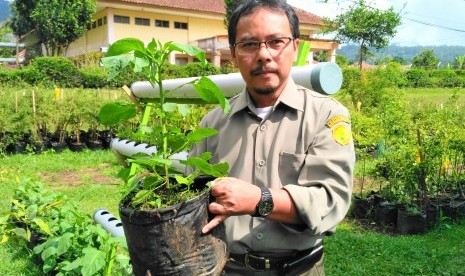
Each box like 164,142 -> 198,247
189,0 -> 355,274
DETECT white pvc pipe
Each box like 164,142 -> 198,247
131,62 -> 342,99
93,208 -> 125,237
110,138 -> 187,172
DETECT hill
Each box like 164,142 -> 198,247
339,44 -> 465,66
0,0 -> 10,23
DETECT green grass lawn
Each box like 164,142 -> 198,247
403,87 -> 465,106
1,149 -> 465,275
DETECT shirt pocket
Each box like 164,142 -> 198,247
278,152 -> 306,186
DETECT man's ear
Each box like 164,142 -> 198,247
293,38 -> 300,61
230,46 -> 238,67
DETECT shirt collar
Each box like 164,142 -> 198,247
228,77 -> 304,119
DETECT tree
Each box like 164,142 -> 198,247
9,0 -> 95,56
392,55 -> 408,65
325,0 -> 401,69
455,55 -> 465,70
411,49 -> 440,69
9,0 -> 37,37
335,54 -> 348,67
224,0 -> 236,28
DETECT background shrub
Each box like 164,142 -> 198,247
405,69 -> 432,88
341,68 -> 361,89
25,57 -> 83,88
80,67 -> 108,88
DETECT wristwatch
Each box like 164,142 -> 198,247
253,186 -> 274,217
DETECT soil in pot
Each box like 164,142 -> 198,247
119,177 -> 228,276
397,208 -> 427,235
351,194 -> 381,220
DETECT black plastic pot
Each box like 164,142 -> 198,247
119,178 -> 228,276
397,208 -> 427,235
374,203 -> 397,228
68,142 -> 87,152
6,141 -> 27,155
86,140 -> 103,151
33,141 -> 51,154
351,196 -> 374,220
51,141 -> 68,153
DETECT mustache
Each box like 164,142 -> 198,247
250,65 -> 278,76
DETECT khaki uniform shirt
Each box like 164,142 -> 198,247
189,78 -> 355,256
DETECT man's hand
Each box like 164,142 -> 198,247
202,177 -> 261,233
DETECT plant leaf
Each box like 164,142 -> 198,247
81,247 -> 106,276
132,189 -> 154,207
177,104 -> 191,116
186,128 -> 218,143
294,40 -> 311,66
12,227 -> 29,241
41,246 -> 57,261
184,157 -> 229,177
56,232 -> 74,256
168,42 -> 206,64
192,77 -> 231,113
101,56 -> 132,80
174,175 -> 192,185
134,56 -> 150,73
33,218 -> 54,236
98,102 -> 137,126
106,38 -> 146,56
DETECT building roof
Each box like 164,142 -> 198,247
101,0 -> 324,26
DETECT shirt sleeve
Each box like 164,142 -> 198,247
283,101 -> 355,236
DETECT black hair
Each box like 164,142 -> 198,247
227,0 -> 300,46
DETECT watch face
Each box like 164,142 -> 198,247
259,201 -> 274,216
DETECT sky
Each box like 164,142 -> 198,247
287,0 -> 465,46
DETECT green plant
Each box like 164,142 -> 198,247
0,178 -> 131,275
99,38 -> 230,209
23,57 -> 84,88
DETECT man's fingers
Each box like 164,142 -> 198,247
202,214 -> 229,234
210,177 -> 225,187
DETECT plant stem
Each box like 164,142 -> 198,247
155,57 -> 170,187
103,243 -> 116,276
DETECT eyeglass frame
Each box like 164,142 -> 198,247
233,37 -> 295,56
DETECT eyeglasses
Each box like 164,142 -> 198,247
233,37 -> 294,56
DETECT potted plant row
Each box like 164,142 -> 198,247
99,38 -> 231,275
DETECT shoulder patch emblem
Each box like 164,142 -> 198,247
326,115 -> 350,128
332,125 -> 352,145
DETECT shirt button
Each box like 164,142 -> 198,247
256,232 -> 263,240
258,160 -> 266,166
260,125 -> 267,131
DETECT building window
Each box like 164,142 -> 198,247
135,17 -> 150,26
175,57 -> 188,66
174,22 -> 188,30
97,18 -> 103,27
103,16 -> 107,24
155,20 -> 169,28
114,15 -> 130,24
92,21 -> 97,29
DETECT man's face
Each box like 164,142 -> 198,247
230,8 -> 299,98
